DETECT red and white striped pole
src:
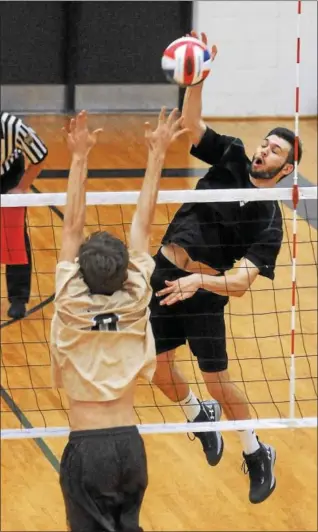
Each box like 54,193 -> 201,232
289,0 -> 302,419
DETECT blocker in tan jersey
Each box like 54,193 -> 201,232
51,249 -> 156,402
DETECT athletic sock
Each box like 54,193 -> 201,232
238,429 -> 260,455
179,390 -> 201,421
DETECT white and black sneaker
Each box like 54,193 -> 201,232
242,442 -> 276,504
190,399 -> 224,466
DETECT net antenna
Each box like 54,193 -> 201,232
289,0 -> 302,420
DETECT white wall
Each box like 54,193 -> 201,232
193,1 -> 317,117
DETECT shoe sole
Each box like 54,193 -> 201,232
250,447 -> 277,504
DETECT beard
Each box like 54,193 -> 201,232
249,158 -> 286,180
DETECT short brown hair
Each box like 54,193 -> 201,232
267,127 -> 303,164
78,232 -> 129,295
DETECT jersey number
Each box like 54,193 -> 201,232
91,313 -> 119,332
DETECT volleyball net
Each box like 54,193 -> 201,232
0,185 -> 317,440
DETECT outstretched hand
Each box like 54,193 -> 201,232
144,107 -> 189,153
62,110 -> 103,157
189,30 -> 218,62
156,274 -> 201,306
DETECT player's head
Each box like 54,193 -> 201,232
78,232 -> 129,295
250,127 -> 302,184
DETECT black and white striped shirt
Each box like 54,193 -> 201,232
1,112 -> 48,176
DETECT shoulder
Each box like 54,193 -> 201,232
125,250 -> 155,295
1,112 -> 21,131
129,249 -> 155,284
1,112 -> 14,122
223,136 -> 249,167
128,249 -> 155,276
56,260 -> 80,275
55,260 -> 84,298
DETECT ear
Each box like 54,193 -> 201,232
282,162 -> 294,177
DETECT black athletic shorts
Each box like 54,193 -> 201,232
60,426 -> 147,532
150,249 -> 229,373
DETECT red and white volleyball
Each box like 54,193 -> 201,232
161,36 -> 212,87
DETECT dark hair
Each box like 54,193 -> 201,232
266,127 -> 303,165
78,231 -> 129,295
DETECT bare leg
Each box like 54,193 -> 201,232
201,369 -> 251,421
152,350 -> 190,402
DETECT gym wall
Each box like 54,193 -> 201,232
193,0 -> 317,117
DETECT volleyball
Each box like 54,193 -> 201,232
161,36 -> 212,87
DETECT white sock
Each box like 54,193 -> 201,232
179,390 -> 201,421
238,430 -> 260,455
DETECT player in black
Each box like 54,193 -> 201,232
150,32 -> 303,504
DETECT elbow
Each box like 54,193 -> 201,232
230,280 -> 249,298
233,289 -> 246,298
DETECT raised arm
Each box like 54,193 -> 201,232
182,32 -> 239,166
182,31 -> 217,146
59,111 -> 102,263
130,107 -> 188,254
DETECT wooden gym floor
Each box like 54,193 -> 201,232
1,115 -> 317,531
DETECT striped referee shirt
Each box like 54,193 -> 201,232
0,112 -> 48,176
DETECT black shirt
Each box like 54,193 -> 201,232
162,127 -> 283,280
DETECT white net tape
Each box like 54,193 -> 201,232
1,418 -> 317,441
1,186 -> 317,207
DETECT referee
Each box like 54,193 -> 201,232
1,112 -> 48,319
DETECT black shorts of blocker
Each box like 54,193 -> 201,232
150,249 -> 229,373
59,426 -> 147,532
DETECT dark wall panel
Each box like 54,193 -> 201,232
0,1 -> 65,84
74,1 -> 191,83
0,1 -> 192,86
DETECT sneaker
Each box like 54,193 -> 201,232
191,399 -> 224,466
8,301 -> 26,319
242,442 -> 276,504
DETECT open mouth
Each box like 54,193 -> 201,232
254,157 -> 263,167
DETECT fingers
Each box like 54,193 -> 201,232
190,30 -> 208,46
76,110 -> 87,128
69,118 -> 76,134
93,128 -> 103,137
189,30 -> 217,58
211,44 -> 218,61
167,107 -> 180,126
158,106 -> 167,125
155,284 -> 175,297
170,115 -> 190,140
61,126 -> 69,140
172,127 -> 190,141
171,115 -> 185,132
160,293 -> 184,306
144,121 -> 152,139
